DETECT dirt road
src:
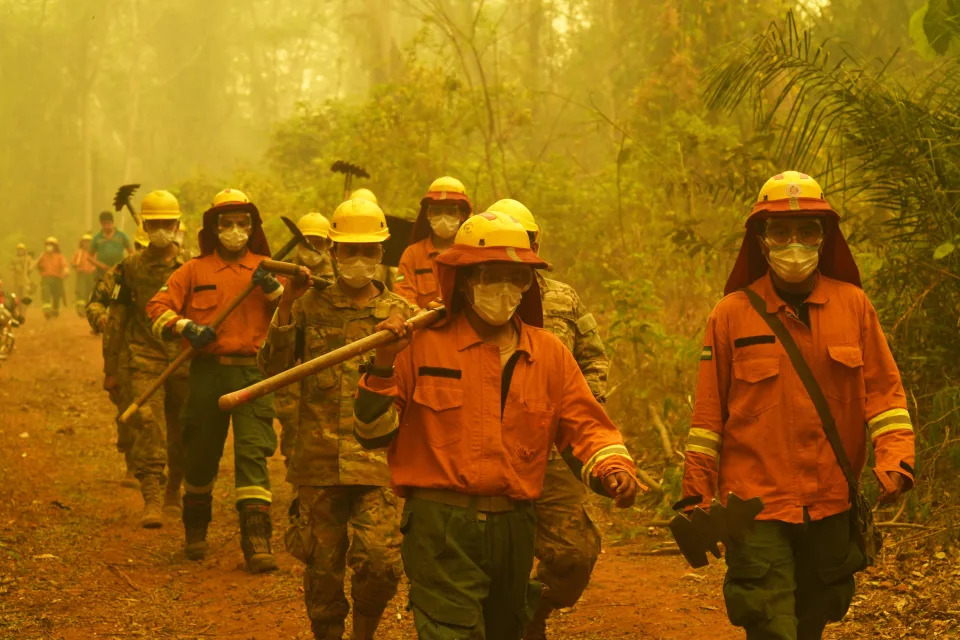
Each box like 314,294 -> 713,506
2,313 -> 952,640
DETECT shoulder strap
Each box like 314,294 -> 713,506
741,287 -> 859,493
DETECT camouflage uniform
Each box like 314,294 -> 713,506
258,280 -> 415,639
529,273 -> 609,630
9,254 -> 34,299
115,250 -> 190,503
86,266 -> 139,467
275,254 -> 335,465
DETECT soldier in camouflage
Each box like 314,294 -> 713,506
486,200 -> 610,640
111,191 -> 191,527
9,243 -> 35,300
258,197 -> 415,640
87,256 -> 144,488
276,212 -> 335,466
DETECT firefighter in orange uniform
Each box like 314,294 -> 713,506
394,176 -> 472,307
147,188 -> 284,574
354,211 -> 641,639
681,171 -> 915,640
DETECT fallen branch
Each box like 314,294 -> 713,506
648,402 -> 674,461
636,469 -> 662,493
877,522 -> 934,530
107,564 -> 141,592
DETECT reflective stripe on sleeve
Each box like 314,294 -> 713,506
868,408 -> 913,439
152,309 -> 179,338
686,427 -> 721,458
580,443 -> 632,486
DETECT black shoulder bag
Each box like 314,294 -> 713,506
742,288 -> 881,569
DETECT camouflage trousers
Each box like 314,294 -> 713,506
105,357 -> 138,465
286,485 -> 402,631
128,356 -> 187,482
532,456 -> 601,608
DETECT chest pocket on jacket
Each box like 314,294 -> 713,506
412,381 -> 463,448
504,399 -> 555,465
189,289 -> 219,313
730,357 -> 780,416
305,325 -> 339,392
825,345 -> 865,401
414,269 -> 438,296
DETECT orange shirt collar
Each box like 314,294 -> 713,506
757,271 -> 830,313
453,311 -> 536,362
424,236 -> 440,258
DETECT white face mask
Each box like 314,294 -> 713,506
219,227 -> 249,252
148,229 -> 176,249
765,242 -> 820,283
298,245 -> 325,267
338,256 -> 379,288
429,214 -> 462,240
470,282 -> 524,326
45,245 -> 55,253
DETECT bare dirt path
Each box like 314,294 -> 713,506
6,313 -> 949,640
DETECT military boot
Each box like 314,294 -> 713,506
523,603 -> 554,640
163,468 -> 183,517
139,474 -> 164,529
183,492 -> 212,560
311,620 -> 346,640
238,501 -> 278,574
352,614 -> 382,639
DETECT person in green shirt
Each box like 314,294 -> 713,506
91,211 -> 132,277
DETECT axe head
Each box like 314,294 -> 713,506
669,492 -> 764,568
281,215 -> 308,247
113,184 -> 141,212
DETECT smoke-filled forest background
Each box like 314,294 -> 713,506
2,0 -> 959,528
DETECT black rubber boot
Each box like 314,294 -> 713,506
238,501 -> 277,574
183,492 -> 212,561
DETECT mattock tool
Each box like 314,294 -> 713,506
119,216 -> 310,424
113,184 -> 143,226
331,161 -> 370,200
669,492 -> 764,568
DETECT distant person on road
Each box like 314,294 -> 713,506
9,242 -> 35,300
91,210 -> 132,277
394,176 -> 472,308
71,233 -> 98,316
354,211 -> 641,640
680,171 -> 916,640
259,200 -> 415,640
36,237 -> 69,319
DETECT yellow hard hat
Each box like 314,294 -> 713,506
426,176 -> 467,199
134,224 -> 150,247
297,212 -> 331,238
349,188 -> 378,205
140,190 -> 182,220
81,233 -> 93,241
328,199 -> 390,243
211,188 -> 251,209
750,171 -> 835,220
454,210 -> 531,250
486,199 -> 539,240
16,242 -> 27,250
45,236 -> 59,245
178,220 -> 188,233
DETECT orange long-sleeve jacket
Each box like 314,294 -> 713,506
146,250 -> 278,356
683,273 -> 915,523
394,237 -> 440,308
37,252 -> 68,278
71,249 -> 97,274
353,312 -> 637,501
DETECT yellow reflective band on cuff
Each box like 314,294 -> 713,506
686,428 -> 721,458
581,444 -> 632,485
869,408 -> 913,439
357,410 -> 399,440
236,486 -> 273,503
152,310 -> 178,338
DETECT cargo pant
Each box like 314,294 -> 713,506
533,457 -> 601,609
286,485 -> 402,634
74,271 -> 95,317
106,347 -> 139,466
41,276 -> 64,318
401,496 -> 541,640
129,356 -> 187,484
723,510 -> 863,640
181,356 -> 277,505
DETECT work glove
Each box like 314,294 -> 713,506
252,263 -> 282,295
181,321 -> 216,349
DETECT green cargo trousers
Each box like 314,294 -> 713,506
723,510 -> 864,640
401,496 -> 541,640
181,356 -> 277,504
